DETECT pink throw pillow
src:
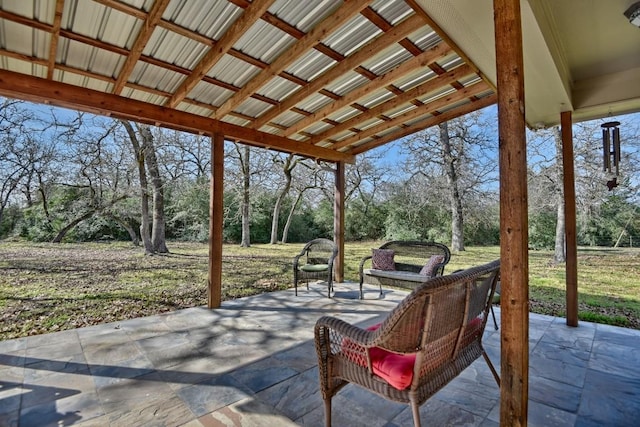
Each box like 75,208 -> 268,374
419,255 -> 445,276
372,249 -> 395,271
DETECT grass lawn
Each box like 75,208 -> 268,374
1,240 -> 639,340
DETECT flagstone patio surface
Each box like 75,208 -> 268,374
1,282 -> 639,426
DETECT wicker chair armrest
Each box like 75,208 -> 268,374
359,255 -> 373,275
429,260 -> 448,277
315,316 -> 377,349
292,253 -> 304,269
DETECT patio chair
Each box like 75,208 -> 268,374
314,259 -> 501,427
293,238 -> 338,297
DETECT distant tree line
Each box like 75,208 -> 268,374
1,99 -> 639,255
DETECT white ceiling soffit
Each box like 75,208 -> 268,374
416,0 -> 640,127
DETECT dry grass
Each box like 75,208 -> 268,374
1,241 -> 639,340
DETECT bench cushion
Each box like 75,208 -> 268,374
300,263 -> 329,272
363,269 -> 426,283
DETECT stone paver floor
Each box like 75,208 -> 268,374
1,282 -> 640,426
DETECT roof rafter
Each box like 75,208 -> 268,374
166,0 -> 277,108
113,0 -> 172,95
281,42 -> 452,137
214,0 -> 375,119
252,13 -> 425,130
349,93 -> 497,155
307,63 -> 475,145
330,80 -> 492,150
46,0 -> 64,80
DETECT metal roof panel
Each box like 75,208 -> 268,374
207,54 -> 261,87
286,49 -> 335,82
362,44 -> 413,75
233,20 -> 295,63
257,75 -> 300,102
2,0 -> 56,23
270,0 -> 343,33
130,62 -> 184,92
294,92 -> 333,113
324,71 -> 368,97
322,14 -> 380,57
164,0 -> 241,40
190,80 -> 234,107
144,28 -> 208,70
63,39 -> 122,78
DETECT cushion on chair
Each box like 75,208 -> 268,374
419,255 -> 445,276
342,318 -> 484,391
300,263 -> 329,272
368,346 -> 416,390
341,323 -> 416,390
371,249 -> 395,271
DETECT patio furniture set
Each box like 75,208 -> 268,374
294,239 -> 501,427
293,239 -> 451,299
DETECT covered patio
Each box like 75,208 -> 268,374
2,284 -> 640,426
1,0 -> 640,425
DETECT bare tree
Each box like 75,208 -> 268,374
142,126 -> 168,253
403,111 -> 498,250
118,122 -> 169,253
552,127 -> 566,262
238,144 -> 251,247
269,153 -> 300,244
121,120 -> 153,253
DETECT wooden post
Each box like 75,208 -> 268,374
561,111 -> 579,327
334,161 -> 345,283
494,0 -> 529,425
208,133 -> 224,308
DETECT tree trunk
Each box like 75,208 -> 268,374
281,189 -> 305,244
139,125 -> 169,254
270,154 -> 295,244
439,122 -> 465,251
554,200 -> 566,262
51,192 -> 131,243
106,213 -> 140,246
553,127 -> 566,263
240,145 -> 251,248
51,210 -> 96,243
121,120 -> 153,254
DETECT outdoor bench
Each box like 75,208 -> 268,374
358,240 -> 451,299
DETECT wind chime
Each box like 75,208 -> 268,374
602,121 -> 621,190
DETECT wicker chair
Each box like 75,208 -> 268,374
293,238 -> 338,297
315,260 -> 501,427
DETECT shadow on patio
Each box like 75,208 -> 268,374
1,282 -> 639,426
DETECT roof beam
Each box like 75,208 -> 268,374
280,43 -> 452,138
46,0 -> 64,80
349,93 -> 497,155
0,69 -> 353,163
330,80 -> 492,150
113,0 -> 171,95
306,63 -> 474,145
253,13 -> 425,130
214,0 -> 375,119
166,0 -> 276,108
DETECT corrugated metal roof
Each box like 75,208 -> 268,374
0,0 -> 496,160
271,0 -> 342,33
144,29 -> 207,70
207,54 -> 261,88
234,20 -> 294,63
371,0 -> 413,25
286,49 -> 335,82
323,15 -> 380,57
